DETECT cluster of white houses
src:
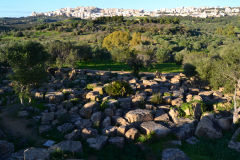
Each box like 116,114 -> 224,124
32,6 -> 240,19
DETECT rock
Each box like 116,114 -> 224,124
93,86 -> 104,95
104,108 -> 114,117
0,140 -> 14,160
108,137 -> 125,148
169,108 -> 180,124
57,123 -> 74,134
142,80 -> 158,87
162,148 -> 190,160
43,140 -> 55,147
65,129 -> 82,140
173,120 -> 196,140
39,125 -> 51,134
75,119 -> 92,129
118,98 -> 132,109
50,141 -> 82,153
185,137 -> 199,145
102,126 -> 117,136
117,125 -> 127,136
125,109 -> 153,123
195,115 -> 222,139
171,98 -> 183,107
140,121 -> 171,137
86,91 -> 100,101
228,128 -> 240,152
41,112 -> 54,124
102,116 -> 111,127
125,128 -> 139,140
45,91 -> 64,103
115,117 -> 129,126
87,136 -> 108,150
81,128 -> 98,139
80,102 -> 98,119
154,110 -> 169,122
91,112 -> 102,126
24,147 -> 49,160
217,116 -> 232,130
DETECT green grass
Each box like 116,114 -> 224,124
76,61 -> 183,73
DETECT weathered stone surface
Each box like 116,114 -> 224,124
87,136 -> 108,150
162,148 -> 190,160
140,121 -> 171,137
125,128 -> 139,140
86,91 -> 100,101
0,140 -> 14,160
91,112 -> 102,126
117,125 -> 127,136
118,98 -> 132,109
75,119 -> 92,129
217,116 -> 232,130
81,128 -> 98,139
65,129 -> 82,140
102,126 -> 117,136
45,91 -> 64,103
125,109 -> 153,123
41,112 -> 54,124
93,86 -> 104,95
228,128 -> 240,152
24,147 -> 49,160
195,115 -> 222,139
173,120 -> 196,140
102,116 -> 111,127
115,117 -> 129,126
39,125 -> 51,134
57,123 -> 74,134
80,102 -> 98,119
171,98 -> 183,107
104,108 -> 114,117
50,141 -> 82,153
154,110 -> 169,122
108,137 -> 125,148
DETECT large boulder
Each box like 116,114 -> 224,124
87,136 -> 108,150
0,140 -> 14,160
86,91 -> 100,101
80,102 -> 98,119
195,115 -> 222,139
162,148 -> 190,160
140,121 -> 171,137
125,109 -> 153,123
173,119 -> 196,140
24,147 -> 49,160
228,128 -> 240,152
49,141 -> 82,153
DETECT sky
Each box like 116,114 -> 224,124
0,0 -> 240,17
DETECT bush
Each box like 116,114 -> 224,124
183,63 -> 196,77
150,93 -> 163,104
105,81 -> 133,97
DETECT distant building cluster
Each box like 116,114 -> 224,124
31,6 -> 240,19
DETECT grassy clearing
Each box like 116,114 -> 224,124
76,61 -> 183,73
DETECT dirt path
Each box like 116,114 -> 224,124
0,105 -> 44,145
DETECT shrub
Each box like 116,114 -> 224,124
183,63 -> 196,77
150,93 -> 163,105
178,101 -> 206,118
105,81 -> 133,97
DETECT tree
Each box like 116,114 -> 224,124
1,41 -> 49,104
130,32 -> 142,47
102,31 -> 131,52
209,43 -> 240,124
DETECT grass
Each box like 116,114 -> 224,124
76,61 -> 183,73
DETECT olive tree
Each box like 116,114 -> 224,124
1,41 -> 49,104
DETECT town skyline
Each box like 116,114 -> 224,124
1,0 -> 240,17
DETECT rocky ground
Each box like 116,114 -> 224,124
0,68 -> 240,160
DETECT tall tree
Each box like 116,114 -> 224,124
1,41 -> 49,104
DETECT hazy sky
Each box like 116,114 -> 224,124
1,0 -> 240,17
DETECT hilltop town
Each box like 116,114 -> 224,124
31,6 -> 240,19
